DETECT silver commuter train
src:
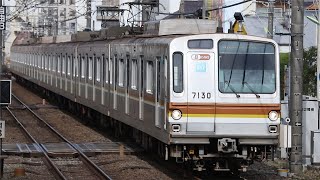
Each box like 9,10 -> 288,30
10,19 -> 281,172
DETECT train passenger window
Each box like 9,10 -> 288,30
62,56 -> 66,74
88,57 -> 93,80
52,55 -> 56,72
58,55 -> 61,73
131,59 -> 138,90
109,58 -> 113,84
146,61 -> 154,94
81,57 -> 85,78
104,57 -> 109,83
41,55 -> 44,69
118,59 -> 124,87
188,39 -> 213,49
76,55 -> 80,77
96,57 -> 101,82
44,55 -> 49,70
48,55 -> 51,71
38,54 -> 41,68
173,52 -> 183,93
73,56 -> 76,77
67,56 -> 71,75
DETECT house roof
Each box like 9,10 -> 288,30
243,10 -> 318,50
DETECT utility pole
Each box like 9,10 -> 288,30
317,1 -> 320,101
267,0 -> 274,39
179,0 -> 184,19
202,0 -> 206,19
289,0 -> 304,174
86,0 -> 91,30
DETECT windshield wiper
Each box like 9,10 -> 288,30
225,81 -> 240,98
243,82 -> 260,98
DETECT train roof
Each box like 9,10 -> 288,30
13,19 -> 218,46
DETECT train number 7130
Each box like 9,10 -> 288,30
192,92 -> 212,99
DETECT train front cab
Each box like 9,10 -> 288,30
167,34 -> 281,172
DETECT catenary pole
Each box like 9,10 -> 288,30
317,1 -> 320,101
267,0 -> 274,39
86,0 -> 91,29
289,0 -> 304,174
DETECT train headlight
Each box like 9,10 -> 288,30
268,111 -> 279,121
172,110 -> 182,120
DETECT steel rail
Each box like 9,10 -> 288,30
6,105 -> 67,180
11,94 -> 113,180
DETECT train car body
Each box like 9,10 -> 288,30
10,19 -> 281,172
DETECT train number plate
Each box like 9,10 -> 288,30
192,92 -> 211,99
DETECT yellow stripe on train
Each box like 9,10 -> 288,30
169,113 -> 268,118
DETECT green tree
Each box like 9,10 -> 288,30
280,53 -> 289,99
280,47 -> 317,98
303,46 -> 317,97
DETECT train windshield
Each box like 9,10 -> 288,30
218,40 -> 276,94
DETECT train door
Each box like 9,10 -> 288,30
186,51 -> 215,133
155,57 -> 163,128
125,55 -> 130,114
139,56 -> 144,120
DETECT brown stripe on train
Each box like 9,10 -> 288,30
169,103 -> 280,115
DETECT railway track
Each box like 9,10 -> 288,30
5,94 -> 113,180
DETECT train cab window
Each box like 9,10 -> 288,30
88,57 -> 93,80
218,40 -> 276,94
96,57 -> 101,82
188,39 -> 213,49
67,56 -> 71,75
131,59 -> 138,90
173,52 -> 183,93
146,61 -> 154,94
118,59 -> 124,87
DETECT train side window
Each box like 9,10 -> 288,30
76,55 -> 80,77
109,58 -> 113,84
118,59 -> 124,87
96,56 -> 101,82
62,55 -> 66,74
146,61 -> 154,94
48,55 -> 51,71
104,56 -> 109,84
67,56 -> 71,75
45,55 -> 48,70
81,56 -> 85,78
73,56 -> 76,77
58,55 -> 61,72
131,59 -> 138,90
88,56 -> 93,80
52,55 -> 56,72
173,52 -> 183,93
41,54 -> 44,69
